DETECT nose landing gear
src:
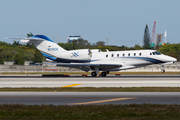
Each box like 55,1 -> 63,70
161,69 -> 165,73
161,65 -> 165,73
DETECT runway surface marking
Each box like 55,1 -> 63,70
61,84 -> 82,87
70,97 -> 136,105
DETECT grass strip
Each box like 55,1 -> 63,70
1,87 -> 180,92
0,104 -> 179,120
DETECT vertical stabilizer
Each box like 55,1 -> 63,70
21,35 -> 66,61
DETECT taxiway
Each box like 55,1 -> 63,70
0,92 -> 180,105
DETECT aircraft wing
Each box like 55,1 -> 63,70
45,63 -> 122,72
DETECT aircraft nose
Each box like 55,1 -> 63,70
169,56 -> 177,63
164,55 -> 177,63
172,57 -> 177,63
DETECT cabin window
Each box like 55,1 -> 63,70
111,54 -> 114,57
106,54 -> 108,58
128,53 -> 130,56
134,53 -> 136,56
123,54 -> 125,57
117,54 -> 119,57
139,53 -> 142,56
150,53 -> 152,55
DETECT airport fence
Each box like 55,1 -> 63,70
0,65 -> 83,73
0,62 -> 179,73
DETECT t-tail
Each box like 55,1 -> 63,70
21,35 -> 66,61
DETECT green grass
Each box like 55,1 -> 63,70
0,104 -> 180,120
1,87 -> 180,92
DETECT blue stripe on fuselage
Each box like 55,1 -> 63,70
56,58 -> 98,63
41,52 -> 57,60
122,57 -> 165,64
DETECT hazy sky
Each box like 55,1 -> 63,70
0,0 -> 180,47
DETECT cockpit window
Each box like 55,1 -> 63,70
150,53 -> 152,55
155,51 -> 161,55
152,52 -> 155,55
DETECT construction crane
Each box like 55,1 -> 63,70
150,21 -> 156,48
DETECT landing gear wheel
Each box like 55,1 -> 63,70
161,69 -> 165,73
101,72 -> 107,77
161,65 -> 165,73
91,72 -> 97,77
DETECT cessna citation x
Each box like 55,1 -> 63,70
18,35 -> 177,77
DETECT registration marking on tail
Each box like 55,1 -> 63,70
61,84 -> 82,88
70,97 -> 136,105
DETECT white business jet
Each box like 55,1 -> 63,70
19,35 -> 177,77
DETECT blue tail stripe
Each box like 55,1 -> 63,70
30,35 -> 54,43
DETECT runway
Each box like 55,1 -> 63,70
0,76 -> 180,87
0,76 -> 180,105
0,92 -> 180,105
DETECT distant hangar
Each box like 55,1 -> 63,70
67,36 -> 82,42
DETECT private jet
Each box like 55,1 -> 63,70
18,35 -> 177,77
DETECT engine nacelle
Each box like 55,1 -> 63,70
58,49 -> 92,61
90,49 -> 101,53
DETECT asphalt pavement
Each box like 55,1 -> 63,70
0,92 -> 179,105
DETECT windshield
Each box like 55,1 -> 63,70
155,51 -> 161,55
151,51 -> 162,55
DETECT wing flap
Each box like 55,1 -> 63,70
45,63 -> 122,72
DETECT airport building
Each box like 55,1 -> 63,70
67,36 -> 82,42
155,33 -> 163,46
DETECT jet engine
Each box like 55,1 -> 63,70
57,49 -> 92,62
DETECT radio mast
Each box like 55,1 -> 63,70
164,28 -> 167,44
151,21 -> 156,48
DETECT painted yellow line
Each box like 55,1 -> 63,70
70,97 -> 136,105
61,84 -> 82,88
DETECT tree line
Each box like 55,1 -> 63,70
0,30 -> 179,65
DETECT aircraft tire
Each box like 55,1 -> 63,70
161,69 -> 165,73
101,72 -> 107,77
91,72 -> 97,77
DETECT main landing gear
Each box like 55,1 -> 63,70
91,71 -> 108,77
101,72 -> 107,77
161,65 -> 165,73
91,72 -> 97,77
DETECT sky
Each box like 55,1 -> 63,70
0,0 -> 180,47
